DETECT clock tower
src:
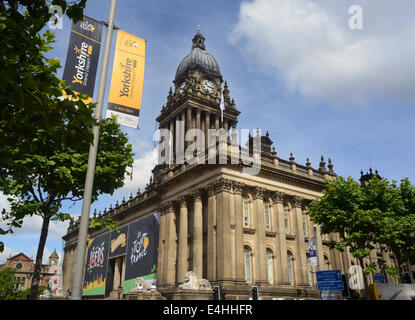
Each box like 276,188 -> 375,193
156,27 -> 240,167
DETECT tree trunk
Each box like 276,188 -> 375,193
358,258 -> 369,300
28,215 -> 51,300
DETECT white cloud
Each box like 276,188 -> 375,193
114,147 -> 158,198
230,0 -> 415,107
0,246 -> 16,264
0,192 -> 11,212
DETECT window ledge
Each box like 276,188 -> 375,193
265,230 -> 277,237
243,227 -> 256,234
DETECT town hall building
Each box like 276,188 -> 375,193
62,28 -> 407,300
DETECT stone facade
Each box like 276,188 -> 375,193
62,28 -> 413,299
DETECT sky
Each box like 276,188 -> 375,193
1,0 -> 415,265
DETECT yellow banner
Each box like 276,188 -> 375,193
106,30 -> 145,128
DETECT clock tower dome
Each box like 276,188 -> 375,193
156,27 -> 240,166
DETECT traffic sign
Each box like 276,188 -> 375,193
373,273 -> 386,284
316,269 -> 344,291
320,290 -> 343,300
316,280 -> 344,291
316,270 -> 342,282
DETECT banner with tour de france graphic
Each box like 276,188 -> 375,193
82,232 -> 110,297
62,15 -> 103,104
105,30 -> 146,128
123,212 -> 160,294
109,226 -> 128,258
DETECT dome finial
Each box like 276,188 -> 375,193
192,26 -> 206,50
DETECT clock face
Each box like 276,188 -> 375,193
178,81 -> 186,93
202,79 -> 215,93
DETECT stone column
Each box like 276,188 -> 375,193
272,191 -> 290,284
252,187 -> 267,285
169,119 -> 175,164
206,183 -> 216,281
163,202 -> 177,286
333,233 -> 344,272
113,258 -> 122,291
214,178 -> 233,283
186,107 -> 192,150
192,190 -> 203,279
195,108 -> 200,129
157,205 -> 167,285
293,196 -> 308,286
177,196 -> 188,284
215,114 -> 219,130
205,111 -> 211,139
233,181 -> 245,283
315,224 -> 325,270
176,111 -> 185,163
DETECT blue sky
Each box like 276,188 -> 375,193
1,0 -> 415,264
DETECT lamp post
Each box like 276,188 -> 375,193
70,0 -> 118,300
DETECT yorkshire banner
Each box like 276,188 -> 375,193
106,30 -> 146,128
62,16 -> 103,103
123,212 -> 160,294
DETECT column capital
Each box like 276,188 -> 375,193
232,181 -> 244,195
205,182 -> 216,197
176,196 -> 187,207
252,186 -> 265,200
190,189 -> 202,202
215,178 -> 232,193
291,195 -> 303,208
161,201 -> 174,213
271,191 -> 285,204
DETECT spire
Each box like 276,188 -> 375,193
192,25 -> 206,50
328,158 -> 334,173
319,156 -> 327,172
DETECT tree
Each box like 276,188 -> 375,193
0,267 -> 46,299
372,178 -> 415,280
308,175 -> 415,299
1,114 -> 133,300
0,0 -> 90,250
307,176 -> 378,299
0,1 -> 134,299
0,267 -> 22,299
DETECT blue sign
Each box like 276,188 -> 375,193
316,270 -> 344,291
316,270 -> 342,282
316,281 -> 344,291
373,273 -> 386,284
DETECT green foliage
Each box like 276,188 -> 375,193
0,0 -> 134,299
0,267 -> 28,300
308,175 -> 415,280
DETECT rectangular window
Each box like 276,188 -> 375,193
302,211 -> 308,237
264,202 -> 271,230
243,196 -> 250,227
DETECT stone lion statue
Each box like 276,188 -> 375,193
130,277 -> 152,292
178,271 -> 212,290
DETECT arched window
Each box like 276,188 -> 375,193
284,206 -> 290,233
244,246 -> 253,283
266,248 -> 274,284
264,201 -> 271,230
324,255 -> 330,270
287,251 -> 294,285
302,209 -> 308,237
242,196 -> 250,228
